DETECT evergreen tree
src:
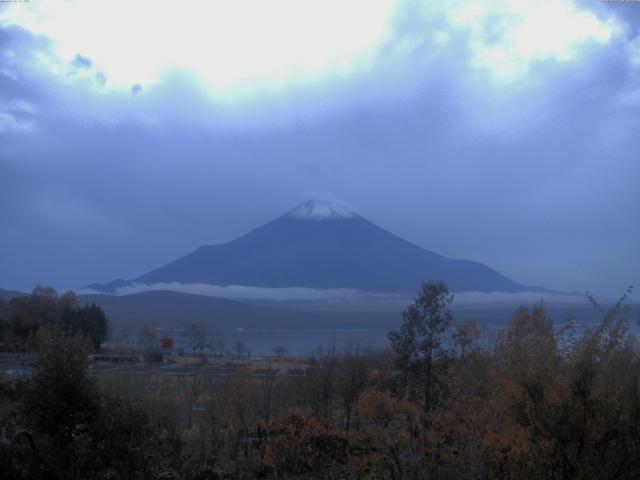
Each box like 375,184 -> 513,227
388,281 -> 454,411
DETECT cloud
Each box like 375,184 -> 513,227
453,0 -> 615,80
0,1 -> 630,96
0,2 -> 638,302
0,25 -> 53,98
0,0 -> 397,95
95,72 -> 106,86
0,112 -> 33,135
87,282 -> 388,301
72,53 -> 92,68
0,98 -> 36,136
383,0 -> 621,86
587,0 -> 640,37
78,282 -> 589,306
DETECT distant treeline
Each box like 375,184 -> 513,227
1,282 -> 639,479
0,286 -> 108,351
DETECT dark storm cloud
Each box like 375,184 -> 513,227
0,5 -> 639,300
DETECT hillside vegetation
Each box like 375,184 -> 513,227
1,283 -> 639,479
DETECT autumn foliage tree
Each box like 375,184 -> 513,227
0,287 -> 108,352
263,408 -> 348,477
3,281 -> 640,479
452,319 -> 482,358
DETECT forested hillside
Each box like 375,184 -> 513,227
1,283 -> 639,478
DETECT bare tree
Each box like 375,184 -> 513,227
258,364 -> 278,421
273,345 -> 287,360
179,370 -> 206,429
183,323 -> 208,355
234,340 -> 247,359
209,330 -> 226,357
338,345 -> 370,432
305,343 -> 338,418
138,324 -> 159,352
228,367 -> 255,458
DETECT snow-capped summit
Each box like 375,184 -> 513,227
287,199 -> 357,220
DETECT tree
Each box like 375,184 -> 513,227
20,330 -> 100,476
337,345 -> 370,432
69,303 -> 108,350
227,367 -> 255,458
233,340 -> 248,358
264,408 -> 348,476
6,286 -> 61,349
452,320 -> 481,358
354,389 -> 424,479
304,343 -> 338,418
388,281 -> 454,411
138,324 -> 159,352
209,330 -> 226,357
179,370 -> 205,429
0,288 -> 109,352
273,345 -> 287,359
0,297 -> 7,346
183,323 -> 208,355
17,329 -> 184,478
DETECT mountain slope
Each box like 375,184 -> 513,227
78,290 -> 603,334
89,200 -> 538,294
0,288 -> 28,301
77,290 -> 400,330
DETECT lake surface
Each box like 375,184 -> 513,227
222,328 -> 392,356
221,316 -> 639,356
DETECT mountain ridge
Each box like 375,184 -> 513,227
88,200 -> 553,295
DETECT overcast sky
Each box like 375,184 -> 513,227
1,0 -> 639,299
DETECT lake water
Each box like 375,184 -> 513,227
221,328 -> 392,356
220,317 -> 639,356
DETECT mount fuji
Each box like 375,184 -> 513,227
88,200 -> 548,296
